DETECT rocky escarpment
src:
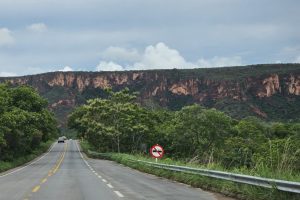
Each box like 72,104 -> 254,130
1,64 -> 300,126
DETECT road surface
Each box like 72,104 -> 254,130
0,140 -> 232,200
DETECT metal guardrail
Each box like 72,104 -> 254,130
87,150 -> 300,194
135,160 -> 300,194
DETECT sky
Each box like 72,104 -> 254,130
0,0 -> 299,76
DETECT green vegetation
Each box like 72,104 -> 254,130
0,140 -> 53,173
69,88 -> 300,199
81,63 -> 300,81
0,84 -> 58,168
161,63 -> 300,80
80,147 -> 300,200
2,63 -> 299,127
68,88 -> 157,153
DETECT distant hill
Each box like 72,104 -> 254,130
1,63 -> 300,127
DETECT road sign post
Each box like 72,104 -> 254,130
150,144 -> 164,162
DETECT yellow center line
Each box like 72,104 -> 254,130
27,142 -> 68,197
41,178 -> 47,184
32,185 -> 40,193
52,143 -> 68,174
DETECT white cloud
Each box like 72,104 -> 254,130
0,71 -> 17,77
295,56 -> 300,63
0,1 -> 298,72
197,56 -> 242,67
96,61 -> 124,71
0,28 -> 15,46
27,23 -> 48,33
59,66 -> 73,71
101,46 -> 140,62
133,42 -> 197,69
97,42 -> 242,70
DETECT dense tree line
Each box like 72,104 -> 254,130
0,84 -> 58,161
68,88 -> 300,172
68,88 -> 157,153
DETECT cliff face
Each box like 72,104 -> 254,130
1,64 -> 300,126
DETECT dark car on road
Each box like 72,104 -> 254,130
58,137 -> 65,143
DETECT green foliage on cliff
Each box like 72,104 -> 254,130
169,63 -> 300,80
0,84 -> 58,161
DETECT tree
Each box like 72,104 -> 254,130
0,84 -> 58,161
168,104 -> 234,163
68,88 -> 156,153
221,117 -> 267,168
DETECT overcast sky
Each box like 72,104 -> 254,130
0,0 -> 299,76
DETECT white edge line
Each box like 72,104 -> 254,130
76,141 -> 123,198
76,141 -> 97,176
114,191 -> 124,198
76,140 -> 87,162
0,142 -> 57,178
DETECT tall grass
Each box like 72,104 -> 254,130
80,140 -> 300,200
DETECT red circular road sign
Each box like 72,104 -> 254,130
150,144 -> 164,158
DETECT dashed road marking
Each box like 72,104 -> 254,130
75,141 -> 125,198
41,178 -> 47,184
27,142 -> 68,199
32,185 -> 40,193
114,191 -> 124,198
52,143 -> 68,174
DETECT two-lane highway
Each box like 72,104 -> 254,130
30,140 -> 118,200
0,140 -> 232,200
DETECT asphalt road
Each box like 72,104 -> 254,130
0,140 -> 231,200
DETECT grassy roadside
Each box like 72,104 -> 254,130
0,140 -> 54,173
80,140 -> 300,200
